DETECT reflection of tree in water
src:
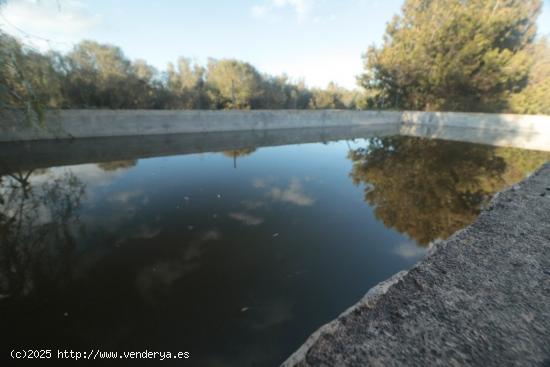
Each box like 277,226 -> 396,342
97,160 -> 137,171
222,148 -> 257,168
0,170 -> 86,298
348,137 -> 550,246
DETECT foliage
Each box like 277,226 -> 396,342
309,82 -> 362,109
96,160 -> 137,171
0,170 -> 85,298
348,136 -> 550,245
0,31 -> 50,123
166,57 -> 207,109
3,0 -> 547,115
508,38 -> 550,114
359,0 -> 544,113
0,34 -> 359,112
205,59 -> 264,109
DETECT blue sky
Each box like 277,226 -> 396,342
1,0 -> 549,89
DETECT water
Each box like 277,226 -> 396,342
1,128 -> 548,366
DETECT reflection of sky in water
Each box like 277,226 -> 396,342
3,136 -> 546,366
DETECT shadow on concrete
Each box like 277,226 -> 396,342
0,124 -> 399,174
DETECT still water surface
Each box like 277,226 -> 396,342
1,133 -> 548,365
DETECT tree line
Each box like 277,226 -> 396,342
1,0 -> 549,117
360,0 -> 549,114
0,33 -> 362,115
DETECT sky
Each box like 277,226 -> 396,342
1,0 -> 549,89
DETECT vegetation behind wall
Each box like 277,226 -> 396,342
1,0 -> 549,121
359,0 -> 549,114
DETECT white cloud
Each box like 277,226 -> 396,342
268,178 -> 314,206
108,190 -> 143,204
0,0 -> 101,49
240,199 -> 266,210
136,229 -> 221,300
252,178 -> 268,188
29,164 -> 126,188
228,212 -> 264,226
251,4 -> 269,18
252,177 -> 315,206
393,242 -> 428,259
259,51 -> 364,89
251,0 -> 315,22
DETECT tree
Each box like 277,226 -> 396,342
0,170 -> 86,298
309,82 -> 360,109
129,59 -> 162,108
97,160 -> 137,171
221,148 -> 257,168
0,33 -> 360,112
508,38 -> 550,114
166,57 -> 206,109
359,0 -> 542,112
205,59 -> 264,109
0,31 -> 59,122
348,136 -> 550,245
64,40 -> 135,108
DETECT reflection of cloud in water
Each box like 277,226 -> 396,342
35,164 -> 127,187
228,212 -> 264,226
136,229 -> 221,300
107,190 -> 144,204
251,177 -> 315,207
198,229 -> 220,242
240,200 -> 266,210
26,164 -> 132,210
268,178 -> 314,206
252,178 -> 267,188
114,225 -> 161,246
245,299 -> 294,330
393,241 -> 429,259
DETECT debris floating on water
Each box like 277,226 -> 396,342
272,233 -> 279,237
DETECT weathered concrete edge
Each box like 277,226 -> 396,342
1,110 -> 550,142
281,270 -> 410,367
281,161 -> 550,367
0,110 -> 402,141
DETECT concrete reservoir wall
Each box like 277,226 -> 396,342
0,110 -> 549,150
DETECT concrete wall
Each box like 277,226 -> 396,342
400,111 -> 550,152
0,110 -> 549,149
400,124 -> 550,152
402,111 -> 550,135
0,110 -> 402,141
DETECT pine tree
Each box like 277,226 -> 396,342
359,0 -> 542,112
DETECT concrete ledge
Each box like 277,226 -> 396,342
1,110 -> 550,145
402,111 -> 550,135
282,162 -> 550,366
400,124 -> 550,152
0,110 -> 402,141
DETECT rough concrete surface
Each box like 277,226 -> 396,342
283,162 -> 550,367
1,110 -> 550,145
